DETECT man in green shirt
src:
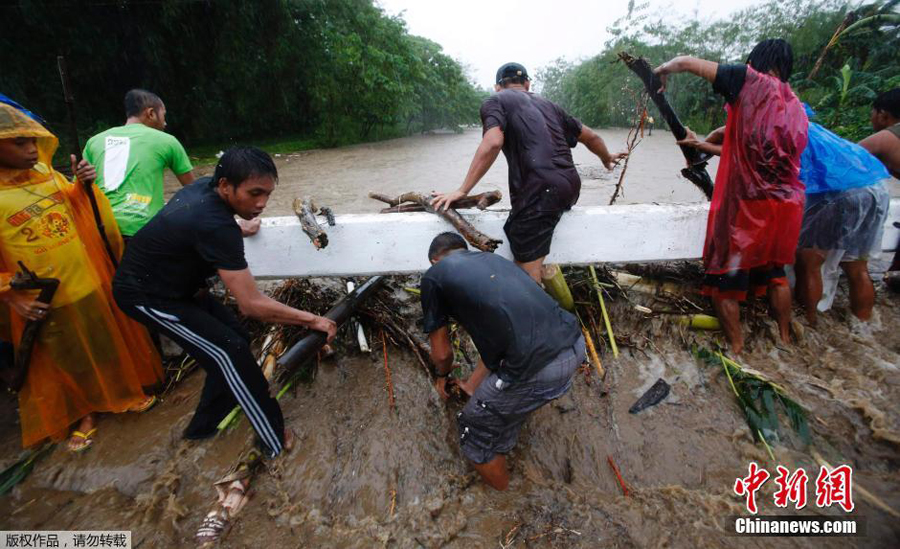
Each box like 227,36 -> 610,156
84,89 -> 195,238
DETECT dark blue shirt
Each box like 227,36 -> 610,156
421,250 -> 580,382
481,90 -> 583,214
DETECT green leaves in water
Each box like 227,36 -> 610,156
0,444 -> 53,496
692,344 -> 810,457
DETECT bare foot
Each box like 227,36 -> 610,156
283,428 -> 295,452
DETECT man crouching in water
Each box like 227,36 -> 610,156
421,232 -> 585,490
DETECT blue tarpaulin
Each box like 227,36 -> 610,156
800,104 -> 889,194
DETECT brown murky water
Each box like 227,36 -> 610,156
166,127 -> 900,213
2,131 -> 899,548
166,128 -> 723,213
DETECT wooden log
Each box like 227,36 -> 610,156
292,197 -> 328,249
541,264 -> 575,311
369,191 -> 502,252
377,190 -> 502,212
618,52 -> 714,200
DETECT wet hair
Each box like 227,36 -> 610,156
745,39 -> 793,82
498,76 -> 529,88
873,88 -> 900,119
428,232 -> 468,261
210,146 -> 278,188
124,89 -> 164,118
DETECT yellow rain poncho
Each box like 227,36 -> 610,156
0,102 -> 163,447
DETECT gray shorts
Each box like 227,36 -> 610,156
456,334 -> 586,464
798,181 -> 890,261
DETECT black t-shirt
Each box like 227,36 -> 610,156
421,250 -> 580,383
114,177 -> 247,300
712,64 -> 748,105
480,90 -> 583,214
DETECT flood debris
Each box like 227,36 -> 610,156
607,455 -> 630,497
628,378 -> 670,414
369,191 -> 503,251
196,447 -> 264,547
292,197 -> 330,249
692,344 -> 810,459
380,330 -> 396,410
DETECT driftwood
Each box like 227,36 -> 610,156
292,198 -> 328,249
369,192 -> 503,252
618,52 -> 714,200
378,190 -> 502,213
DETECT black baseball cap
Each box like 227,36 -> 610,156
496,62 -> 529,84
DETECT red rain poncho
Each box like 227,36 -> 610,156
703,67 -> 808,275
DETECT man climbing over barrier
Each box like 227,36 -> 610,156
113,147 -> 337,458
655,39 -> 808,354
421,232 -> 585,490
431,62 -> 627,284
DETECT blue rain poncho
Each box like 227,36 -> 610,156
799,104 -> 890,194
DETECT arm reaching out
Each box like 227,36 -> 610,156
218,267 -> 337,342
428,326 -> 454,399
578,125 -> 627,169
654,56 -> 719,93
676,126 -> 725,157
432,126 -> 504,211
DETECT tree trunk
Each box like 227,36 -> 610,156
618,52 -> 714,200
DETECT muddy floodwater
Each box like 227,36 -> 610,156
165,127 -> 899,213
1,129 -> 899,548
167,128 -> 721,212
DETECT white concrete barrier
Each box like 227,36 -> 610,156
244,200 -> 900,278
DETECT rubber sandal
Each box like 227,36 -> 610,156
196,509 -> 230,545
67,428 -> 97,453
127,395 -> 157,413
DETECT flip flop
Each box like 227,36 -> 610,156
127,395 -> 157,413
67,428 -> 97,453
196,508 -> 230,546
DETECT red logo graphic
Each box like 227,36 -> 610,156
815,465 -> 854,513
773,466 -> 809,510
39,211 -> 71,239
734,462 -> 770,515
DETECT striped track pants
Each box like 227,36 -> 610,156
115,291 -> 285,457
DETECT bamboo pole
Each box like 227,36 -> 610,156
589,266 -> 619,358
542,264 -> 575,311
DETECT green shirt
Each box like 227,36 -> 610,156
83,124 -> 192,236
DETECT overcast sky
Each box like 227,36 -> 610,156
377,0 -> 762,88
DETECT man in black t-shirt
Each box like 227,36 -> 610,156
421,232 -> 585,490
432,62 -> 626,283
113,147 -> 337,458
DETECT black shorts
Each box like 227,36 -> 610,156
503,208 -> 564,263
701,265 -> 788,301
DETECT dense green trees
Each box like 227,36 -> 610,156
538,0 -> 900,140
0,0 -> 484,154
